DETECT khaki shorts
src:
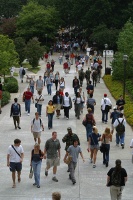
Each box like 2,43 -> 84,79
46,157 -> 60,168
33,132 -> 41,138
54,104 -> 61,110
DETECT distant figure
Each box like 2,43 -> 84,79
10,98 -> 21,129
19,65 -> 25,83
10,66 -> 15,77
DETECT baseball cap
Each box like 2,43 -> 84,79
104,94 -> 107,97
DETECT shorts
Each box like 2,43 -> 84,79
90,144 -> 99,150
60,86 -> 65,90
10,162 -> 22,172
54,104 -> 61,110
46,157 -> 60,168
33,132 -> 41,138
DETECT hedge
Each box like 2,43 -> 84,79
103,75 -> 133,126
1,91 -> 11,107
4,77 -> 19,93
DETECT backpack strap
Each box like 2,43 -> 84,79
33,118 -> 41,126
12,145 -> 21,158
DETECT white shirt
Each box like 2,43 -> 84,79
113,117 -> 126,128
7,145 -> 24,162
63,96 -> 70,107
101,97 -> 112,110
31,118 -> 42,132
77,64 -> 82,71
60,81 -> 65,87
35,94 -> 44,105
130,139 -> 133,155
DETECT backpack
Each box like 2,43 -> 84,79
116,119 -> 125,135
33,118 -> 42,126
22,68 -> 26,75
111,170 -> 121,187
87,113 -> 94,124
12,103 -> 20,115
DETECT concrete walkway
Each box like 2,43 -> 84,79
0,54 -> 132,200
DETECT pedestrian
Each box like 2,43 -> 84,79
91,69 -> 97,87
86,80 -> 94,98
46,61 -> 51,72
30,143 -> 44,188
63,60 -> 69,74
85,54 -> 89,66
110,107 -> 120,134
29,77 -> 35,94
88,126 -> 101,168
86,93 -> 96,114
72,76 -> 80,95
70,52 -> 75,65
73,92 -> 84,119
36,76 -> 44,92
78,68 -> 85,87
7,139 -> 24,188
10,98 -> 21,129
85,67 -> 91,85
35,91 -> 44,117
23,88 -> 34,116
52,192 -> 61,200
64,140 -> 85,185
43,71 -> 48,86
113,113 -> 126,149
130,138 -> 133,162
0,80 -> 2,114
54,71 -> 60,91
44,132 -> 61,182
53,91 -> 62,119
106,159 -> 127,200
46,100 -> 55,129
59,77 -> 65,92
19,65 -> 25,83
45,74 -> 53,95
58,54 -> 63,65
116,95 -> 125,113
31,112 -> 44,144
44,53 -> 48,62
79,87 -> 85,114
10,66 -> 15,77
101,127 -> 112,167
62,92 -> 72,120
51,59 -> 55,72
101,93 -> 112,123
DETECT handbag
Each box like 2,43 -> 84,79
64,155 -> 72,165
35,95 -> 42,108
29,166 -> 33,179
100,135 -> 106,153
82,114 -> 88,127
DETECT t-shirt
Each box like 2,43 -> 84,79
63,96 -> 70,107
116,99 -> 125,110
67,145 -> 81,163
107,167 -> 127,186
7,145 -> 24,162
24,91 -> 33,100
31,118 -> 42,132
36,79 -> 43,88
110,111 -> 120,124
46,105 -> 55,114
45,138 -> 61,159
35,94 -> 44,105
101,97 -> 112,111
89,133 -> 100,145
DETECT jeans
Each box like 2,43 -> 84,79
32,160 -> 42,186
116,133 -> 125,145
69,161 -> 77,182
74,86 -> 79,95
55,80 -> 59,90
64,106 -> 69,118
37,104 -> 42,116
25,99 -> 31,113
47,113 -> 53,128
102,110 -> 108,122
44,76 -> 47,86
103,144 -> 110,163
30,86 -> 34,94
47,84 -> 52,95
86,123 -> 93,141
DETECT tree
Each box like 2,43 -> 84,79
14,37 -> 26,64
0,34 -> 18,75
16,1 -> 60,43
25,37 -> 44,68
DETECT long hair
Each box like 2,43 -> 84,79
115,159 -> 122,172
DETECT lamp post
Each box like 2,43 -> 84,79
123,55 -> 128,100
45,34 -> 47,45
104,44 -> 108,74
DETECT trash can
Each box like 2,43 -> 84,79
105,67 -> 111,75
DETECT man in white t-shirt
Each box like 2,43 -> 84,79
77,63 -> 82,72
31,112 -> 44,144
7,139 -> 24,188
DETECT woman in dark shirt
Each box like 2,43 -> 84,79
30,144 -> 44,188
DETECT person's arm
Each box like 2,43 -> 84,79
46,106 -> 48,116
7,154 -> 10,167
110,134 -> 112,142
106,175 -> 110,186
19,104 -> 21,117
10,104 -> 13,117
20,153 -> 24,163
43,148 -> 47,159
80,152 -> 85,162
58,149 -> 61,159
124,176 -> 127,183
30,151 -> 32,166
41,121 -> 44,131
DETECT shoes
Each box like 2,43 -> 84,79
45,169 -> 48,176
27,113 -> 30,116
69,174 -> 71,180
106,162 -> 108,167
77,117 -> 80,119
15,127 -> 17,129
37,185 -> 40,188
33,183 -> 37,186
93,164 -> 96,168
72,180 -> 76,185
66,118 -> 69,120
121,143 -> 124,149
52,177 -> 58,182
18,126 -> 21,129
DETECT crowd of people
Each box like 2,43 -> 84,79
5,51 -> 132,200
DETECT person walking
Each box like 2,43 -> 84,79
72,76 -> 79,95
30,143 -> 44,188
36,76 -> 44,93
10,98 -> 21,129
19,65 -> 25,83
23,88 -> 34,116
35,91 -> 44,117
106,159 -> 127,200
101,127 -> 112,167
53,91 -> 62,119
44,132 -> 61,182
29,77 -> 35,94
113,113 -> 126,149
110,107 -> 120,134
62,92 -> 72,120
51,59 -> 55,72
101,93 -> 112,123
116,95 -> 125,113
31,112 -> 44,144
43,71 -> 48,86
85,67 -> 91,85
88,126 -> 101,168
54,71 -> 60,91
59,77 -> 65,92
45,74 -> 53,95
64,140 -> 85,185
86,93 -> 96,114
78,68 -> 85,87
73,92 -> 84,119
7,139 -> 24,188
46,100 -> 55,129
86,80 -> 94,98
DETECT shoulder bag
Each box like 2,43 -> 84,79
100,135 -> 106,153
12,145 -> 21,158
35,95 -> 42,108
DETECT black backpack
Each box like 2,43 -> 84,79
12,104 -> 20,115
22,68 -> 26,75
33,118 -> 42,126
111,170 -> 121,187
116,119 -> 125,135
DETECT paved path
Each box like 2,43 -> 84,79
0,54 -> 132,200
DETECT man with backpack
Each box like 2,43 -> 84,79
113,113 -> 126,149
107,159 -> 127,200
110,107 -> 120,134
101,94 -> 112,124
19,66 -> 25,83
31,112 -> 44,144
10,98 -> 21,129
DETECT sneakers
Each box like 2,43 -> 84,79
37,185 -> 40,188
18,126 -> 21,129
33,183 -> 37,186
69,174 -> 71,180
72,180 -> 76,185
89,158 -> 93,163
52,177 -> 58,182
93,164 -> 96,168
121,143 -> 124,149
27,113 -> 30,116
45,169 -> 48,176
106,162 -> 108,167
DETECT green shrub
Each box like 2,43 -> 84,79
4,77 -> 19,93
4,77 -> 18,83
1,91 -> 10,107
